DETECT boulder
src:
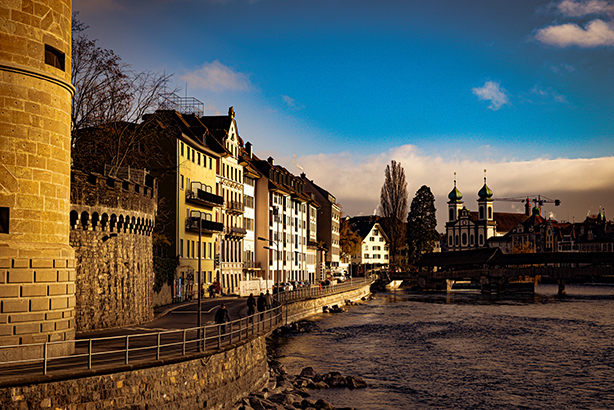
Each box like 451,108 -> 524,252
299,367 -> 318,379
314,399 -> 336,410
346,376 -> 368,389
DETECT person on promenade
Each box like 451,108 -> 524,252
257,293 -> 267,321
214,304 -> 230,335
264,290 -> 272,309
247,293 -> 256,322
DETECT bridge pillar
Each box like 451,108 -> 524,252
480,277 -> 491,294
558,279 -> 566,295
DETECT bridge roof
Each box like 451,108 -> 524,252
416,248 -> 501,267
417,249 -> 614,267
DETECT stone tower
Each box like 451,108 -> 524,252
0,1 -> 76,358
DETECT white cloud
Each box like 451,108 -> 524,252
526,85 -> 568,104
535,19 -> 614,47
281,95 -> 305,110
180,61 -> 252,93
550,62 -> 577,74
295,145 -> 614,230
556,0 -> 614,18
472,81 -> 510,110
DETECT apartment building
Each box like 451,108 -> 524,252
200,108 -> 245,294
144,110 -> 225,298
301,174 -> 341,271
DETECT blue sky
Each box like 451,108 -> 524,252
74,0 -> 614,229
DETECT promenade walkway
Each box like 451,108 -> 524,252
0,278 -> 371,385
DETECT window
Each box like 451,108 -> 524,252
192,241 -> 195,259
180,239 -> 184,258
370,237 -> 375,242
209,157 -> 212,169
197,152 -> 201,166
44,44 -> 65,71
180,175 -> 184,190
187,240 -> 190,258
181,142 -> 184,156
364,254 -> 369,259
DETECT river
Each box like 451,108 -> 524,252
275,284 -> 614,410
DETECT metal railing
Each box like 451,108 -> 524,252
0,306 -> 282,379
0,277 -> 372,381
274,277 -> 371,304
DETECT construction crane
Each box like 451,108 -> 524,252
493,195 -> 561,217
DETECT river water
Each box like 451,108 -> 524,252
275,284 -> 614,410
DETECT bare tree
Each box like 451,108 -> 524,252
71,14 -> 176,175
379,160 -> 408,268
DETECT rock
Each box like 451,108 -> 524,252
290,388 -> 311,398
314,399 -> 336,410
325,373 -> 347,388
294,378 -> 309,388
269,393 -> 293,406
248,397 -> 267,410
313,381 -> 329,389
299,367 -> 318,379
346,376 -> 368,389
301,398 -> 317,408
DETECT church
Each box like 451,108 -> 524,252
445,173 -> 527,252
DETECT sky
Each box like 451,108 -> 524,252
73,0 -> 614,231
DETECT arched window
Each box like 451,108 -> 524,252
449,236 -> 453,246
479,206 -> 484,220
462,233 -> 467,245
70,210 -> 78,228
488,207 -> 493,219
80,211 -> 89,230
455,235 -> 459,246
91,213 -> 100,230
449,208 -> 454,221
471,235 -> 474,245
479,234 -> 484,245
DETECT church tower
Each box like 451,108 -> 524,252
447,173 -> 464,222
0,1 -> 76,358
476,170 -> 496,246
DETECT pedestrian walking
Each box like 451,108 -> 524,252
214,304 -> 230,335
264,290 -> 272,309
257,292 -> 266,321
247,293 -> 256,321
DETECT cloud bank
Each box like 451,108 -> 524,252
294,145 -> 614,231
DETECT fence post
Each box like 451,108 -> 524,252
43,342 -> 48,375
125,335 -> 129,365
156,333 -> 160,360
88,339 -> 92,370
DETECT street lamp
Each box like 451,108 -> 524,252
190,210 -> 204,351
258,206 -> 281,302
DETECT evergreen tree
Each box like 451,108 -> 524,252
406,185 -> 439,264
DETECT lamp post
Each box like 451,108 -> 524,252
258,206 -> 281,302
190,210 -> 203,351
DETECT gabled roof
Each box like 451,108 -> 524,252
348,215 -> 379,239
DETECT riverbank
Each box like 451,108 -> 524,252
233,296 -> 374,410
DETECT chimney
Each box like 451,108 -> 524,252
246,142 -> 252,158
267,157 -> 274,165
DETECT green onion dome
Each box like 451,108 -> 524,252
448,186 -> 463,202
478,182 -> 493,200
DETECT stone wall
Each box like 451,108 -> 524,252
0,284 -> 371,409
282,283 -> 371,325
70,170 -> 157,332
0,336 -> 269,410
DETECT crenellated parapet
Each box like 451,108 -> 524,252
69,169 -> 158,332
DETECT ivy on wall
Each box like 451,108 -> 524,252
153,256 -> 178,293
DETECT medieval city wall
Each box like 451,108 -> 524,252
69,170 -> 157,332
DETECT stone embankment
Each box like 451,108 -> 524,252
235,310 -> 371,410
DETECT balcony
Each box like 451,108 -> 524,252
226,200 -> 244,215
186,184 -> 224,208
225,226 -> 247,238
185,217 -> 223,233
243,260 -> 262,270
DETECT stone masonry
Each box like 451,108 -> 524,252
0,1 -> 76,358
70,170 -> 157,332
